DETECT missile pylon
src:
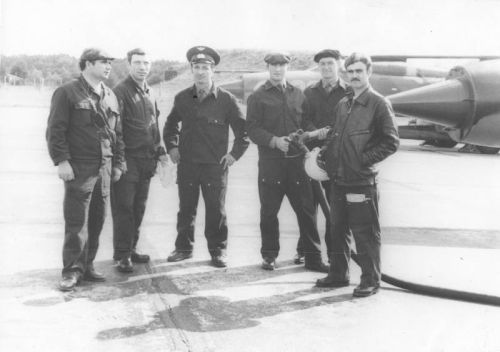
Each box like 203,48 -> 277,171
388,59 -> 500,147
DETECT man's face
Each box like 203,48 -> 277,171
267,63 -> 288,84
346,61 -> 371,90
86,59 -> 112,81
318,57 -> 339,81
191,62 -> 214,86
129,54 -> 151,82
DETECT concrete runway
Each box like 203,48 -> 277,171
1,86 -> 500,352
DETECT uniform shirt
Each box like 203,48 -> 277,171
46,75 -> 126,171
163,84 -> 249,164
324,86 -> 399,186
246,80 -> 308,160
113,76 -> 165,159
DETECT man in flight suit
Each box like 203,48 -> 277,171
46,48 -> 126,291
112,48 -> 168,273
315,53 -> 399,297
163,46 -> 249,267
295,49 -> 351,265
246,52 -> 328,272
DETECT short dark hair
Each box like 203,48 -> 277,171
127,48 -> 146,63
344,52 -> 372,70
78,59 -> 89,71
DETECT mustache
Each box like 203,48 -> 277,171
350,78 -> 360,81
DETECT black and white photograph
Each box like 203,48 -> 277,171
1,0 -> 500,351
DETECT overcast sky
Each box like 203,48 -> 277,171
1,0 -> 500,61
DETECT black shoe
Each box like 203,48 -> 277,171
353,283 -> 380,297
117,257 -> 134,273
59,272 -> 80,291
261,258 -> 276,271
293,253 -> 305,265
315,277 -> 350,288
131,251 -> 150,263
305,261 -> 330,273
83,264 -> 106,282
211,254 -> 227,268
167,250 -> 193,262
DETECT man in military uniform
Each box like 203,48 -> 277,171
111,48 -> 168,273
246,52 -> 328,272
46,48 -> 126,291
316,53 -> 399,297
295,49 -> 351,265
163,46 -> 249,267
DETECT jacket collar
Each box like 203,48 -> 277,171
352,86 -> 372,106
126,75 -> 150,94
263,80 -> 292,92
191,82 -> 218,99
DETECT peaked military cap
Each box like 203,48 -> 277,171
264,52 -> 291,65
313,49 -> 341,63
80,48 -> 115,62
186,46 -> 220,65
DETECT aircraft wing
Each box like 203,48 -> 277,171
371,55 -> 500,62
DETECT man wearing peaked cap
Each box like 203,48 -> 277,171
295,49 -> 351,266
46,47 -> 125,291
186,46 -> 221,65
164,46 -> 249,268
246,51 -> 328,273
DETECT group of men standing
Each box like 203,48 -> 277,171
46,45 -> 399,298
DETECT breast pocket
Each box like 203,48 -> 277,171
74,101 -> 93,126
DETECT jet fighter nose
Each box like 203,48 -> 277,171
388,78 -> 472,128
388,59 -> 500,147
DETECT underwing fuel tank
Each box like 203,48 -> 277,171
388,59 -> 500,148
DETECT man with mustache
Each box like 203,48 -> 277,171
316,53 -> 399,297
111,48 -> 167,273
246,52 -> 328,272
295,49 -> 351,265
164,46 -> 249,267
46,48 -> 126,291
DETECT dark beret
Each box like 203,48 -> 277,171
313,49 -> 341,63
186,46 -> 220,65
264,52 -> 291,65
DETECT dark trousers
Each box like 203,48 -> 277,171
62,159 -> 111,277
175,161 -> 228,257
111,156 -> 156,260
328,183 -> 381,286
258,158 -> 322,261
296,179 -> 332,255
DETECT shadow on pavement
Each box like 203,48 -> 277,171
4,258 -> 355,336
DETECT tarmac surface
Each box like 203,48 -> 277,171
1,86 -> 500,352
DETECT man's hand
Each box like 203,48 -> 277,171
159,154 -> 169,164
220,153 -> 236,169
275,136 -> 290,153
317,127 -> 330,140
112,167 -> 122,182
169,148 -> 180,164
57,160 -> 75,181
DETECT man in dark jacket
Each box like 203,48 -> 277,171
112,48 -> 167,273
46,48 -> 126,291
246,52 -> 328,272
316,53 -> 399,297
163,46 -> 249,267
295,49 -> 351,265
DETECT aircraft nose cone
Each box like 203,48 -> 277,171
388,78 -> 473,128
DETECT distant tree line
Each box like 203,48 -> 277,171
0,54 -> 184,87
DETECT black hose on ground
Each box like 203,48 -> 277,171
351,253 -> 500,306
